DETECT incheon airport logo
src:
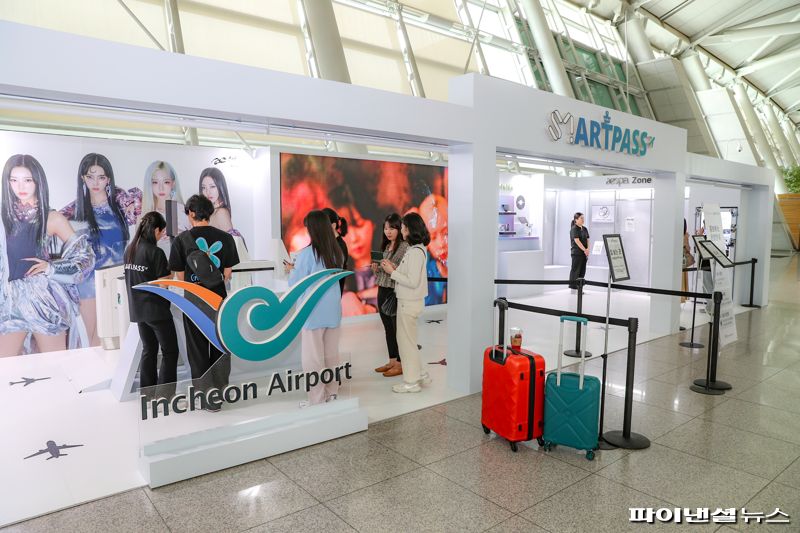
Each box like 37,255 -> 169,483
547,110 -> 655,157
135,269 -> 352,361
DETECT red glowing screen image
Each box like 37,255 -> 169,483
280,153 -> 448,316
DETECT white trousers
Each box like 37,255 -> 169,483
396,298 -> 424,384
301,327 -> 341,404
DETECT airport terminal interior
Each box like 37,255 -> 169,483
2,0 -> 800,531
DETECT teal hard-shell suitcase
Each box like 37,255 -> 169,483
542,316 -> 600,460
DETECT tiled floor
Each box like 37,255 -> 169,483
4,258 -> 800,532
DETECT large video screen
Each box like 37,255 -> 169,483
0,131 -> 260,357
280,153 -> 448,316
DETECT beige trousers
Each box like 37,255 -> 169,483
301,327 -> 341,404
396,298 -> 424,384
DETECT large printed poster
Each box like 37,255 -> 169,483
280,153 -> 448,316
0,131 -> 259,357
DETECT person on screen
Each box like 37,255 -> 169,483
198,167 -> 243,239
418,194 -> 448,306
322,207 -> 349,294
329,185 -> 378,315
124,211 -> 178,399
142,160 -> 190,245
372,213 -> 408,378
60,153 -> 141,346
380,213 -> 430,393
285,210 -> 344,406
569,212 -> 590,291
0,154 -> 94,356
169,195 -> 239,411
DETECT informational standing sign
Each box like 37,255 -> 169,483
702,203 -> 737,347
691,235 -> 712,261
602,234 -> 630,282
698,240 -> 734,268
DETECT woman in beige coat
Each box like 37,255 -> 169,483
380,212 -> 431,393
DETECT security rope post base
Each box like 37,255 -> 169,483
602,317 -> 650,450
691,291 -> 729,395
565,278 -> 592,358
740,258 -> 761,309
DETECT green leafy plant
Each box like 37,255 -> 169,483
782,165 -> 800,194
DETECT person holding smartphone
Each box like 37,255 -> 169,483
372,213 -> 408,378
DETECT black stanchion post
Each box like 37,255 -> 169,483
679,268 -> 704,350
565,278 -> 592,358
597,272 -> 617,450
741,258 -> 761,309
691,291 -> 731,393
603,317 -> 650,450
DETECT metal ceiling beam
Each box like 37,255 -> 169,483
766,66 -> 800,97
725,4 -> 800,32
689,2 -> 765,46
659,0 -> 696,22
737,11 -> 800,66
738,47 -> 800,76
116,0 -> 165,50
163,0 -> 197,146
704,21 -> 800,45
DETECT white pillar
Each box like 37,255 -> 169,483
300,0 -> 351,84
733,82 -> 786,193
649,173 -> 685,337
781,120 -> 800,163
518,0 -> 575,98
762,103 -> 798,166
680,51 -> 712,91
620,15 -> 656,64
736,184 -> 773,306
447,142 -> 498,394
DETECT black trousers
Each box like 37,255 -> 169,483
138,318 -> 179,399
569,253 -> 588,290
377,286 -> 400,361
183,314 -> 231,393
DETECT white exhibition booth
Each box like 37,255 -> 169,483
0,20 -> 775,526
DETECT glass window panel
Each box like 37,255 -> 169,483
406,25 -> 475,70
333,2 -> 398,50
342,45 -> 411,95
614,62 -> 627,82
190,0 -> 298,24
481,46 -> 524,83
565,22 -> 596,49
0,0 -> 168,49
570,75 -> 592,103
466,3 -> 507,39
587,80 -> 615,109
179,8 -> 307,75
401,0 -> 460,21
575,47 -> 602,73
628,95 -> 641,116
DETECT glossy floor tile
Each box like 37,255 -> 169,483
775,457 -> 800,490
427,439 -> 589,513
700,399 -> 800,446
246,505 -> 355,533
432,392 -> 483,429
484,515 -> 548,533
735,482 -> 800,531
325,468 -> 511,533
268,433 -> 418,502
607,376 -> 729,416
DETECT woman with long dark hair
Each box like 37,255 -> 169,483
61,153 -> 141,346
198,167 -> 243,238
0,154 -> 94,356
568,212 -> 590,291
322,207 -> 349,293
124,211 -> 178,398
372,213 -> 408,377
381,212 -> 430,393
286,210 -> 345,405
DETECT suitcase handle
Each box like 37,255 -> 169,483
556,314 -> 589,390
492,298 -> 510,363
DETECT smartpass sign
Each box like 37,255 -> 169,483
547,110 -> 655,157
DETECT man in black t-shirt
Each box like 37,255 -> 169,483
169,195 -> 240,406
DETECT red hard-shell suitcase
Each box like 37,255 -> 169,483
481,298 -> 546,452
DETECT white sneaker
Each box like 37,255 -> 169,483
418,372 -> 432,386
326,394 -> 338,402
392,382 -> 421,393
299,400 -> 310,408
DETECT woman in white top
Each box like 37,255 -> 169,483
380,212 -> 430,393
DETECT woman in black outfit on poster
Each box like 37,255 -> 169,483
124,211 -> 179,399
569,212 -> 590,290
323,207 -> 349,293
373,213 -> 408,377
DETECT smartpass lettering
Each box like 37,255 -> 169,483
548,110 -> 655,157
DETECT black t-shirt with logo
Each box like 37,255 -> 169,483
169,225 -> 240,298
570,224 -> 589,256
124,240 -> 172,323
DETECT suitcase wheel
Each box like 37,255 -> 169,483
537,437 -> 545,447
509,441 -> 518,452
542,442 -> 552,452
585,450 -> 595,461
482,424 -> 490,435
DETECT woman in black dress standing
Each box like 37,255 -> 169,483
568,212 -> 590,290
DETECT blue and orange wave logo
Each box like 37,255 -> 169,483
135,269 -> 352,361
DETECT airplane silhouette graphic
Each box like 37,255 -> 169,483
9,377 -> 51,387
24,441 -> 83,460
426,319 -> 443,324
